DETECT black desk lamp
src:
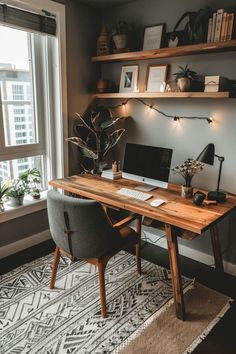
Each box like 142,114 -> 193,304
196,143 -> 226,202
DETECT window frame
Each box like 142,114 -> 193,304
0,0 -> 68,182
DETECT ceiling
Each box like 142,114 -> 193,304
77,0 -> 137,7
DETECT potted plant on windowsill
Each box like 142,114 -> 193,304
0,180 -> 10,212
6,179 -> 26,206
6,168 -> 41,206
173,64 -> 197,92
171,158 -> 204,198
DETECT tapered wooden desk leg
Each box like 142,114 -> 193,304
210,224 -> 224,272
165,224 -> 185,321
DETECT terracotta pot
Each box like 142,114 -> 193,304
177,77 -> 191,92
181,185 -> 193,199
113,34 -> 127,49
96,79 -> 109,93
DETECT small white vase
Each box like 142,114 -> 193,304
181,185 -> 193,199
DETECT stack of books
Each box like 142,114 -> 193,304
207,9 -> 235,43
101,169 -> 122,180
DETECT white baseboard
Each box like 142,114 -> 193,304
0,229 -> 51,259
143,229 -> 236,277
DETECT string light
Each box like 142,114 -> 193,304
108,98 -> 213,124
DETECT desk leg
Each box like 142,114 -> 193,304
210,224 -> 224,272
165,224 -> 185,321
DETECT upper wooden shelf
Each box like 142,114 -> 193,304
94,92 -> 230,99
91,40 -> 236,63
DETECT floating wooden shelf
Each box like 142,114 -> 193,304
94,92 -> 230,99
91,40 -> 236,63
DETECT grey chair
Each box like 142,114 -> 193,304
47,190 -> 142,318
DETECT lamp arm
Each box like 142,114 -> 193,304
215,155 -> 224,192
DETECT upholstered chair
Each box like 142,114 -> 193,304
47,190 -> 142,318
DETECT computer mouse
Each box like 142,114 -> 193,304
150,199 -> 165,207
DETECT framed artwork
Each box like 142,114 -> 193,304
119,65 -> 139,92
143,24 -> 165,51
145,65 -> 168,92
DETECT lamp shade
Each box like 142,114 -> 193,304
196,143 -> 215,165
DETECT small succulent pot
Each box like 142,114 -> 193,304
113,34 -> 127,49
9,195 -> 24,207
177,77 -> 191,92
181,185 -> 193,199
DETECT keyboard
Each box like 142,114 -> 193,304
117,188 -> 152,201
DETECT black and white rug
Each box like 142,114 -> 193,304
0,251 -> 190,353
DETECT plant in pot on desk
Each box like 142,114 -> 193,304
174,64 -> 197,92
66,106 -> 127,174
172,158 -> 204,198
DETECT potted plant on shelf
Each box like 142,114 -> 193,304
0,179 -> 10,212
111,21 -> 130,51
171,158 -> 204,198
173,64 -> 197,92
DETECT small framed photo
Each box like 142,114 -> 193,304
143,24 -> 165,51
145,65 -> 168,92
119,65 -> 139,92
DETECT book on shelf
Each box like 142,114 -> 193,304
207,18 -> 213,43
211,12 -> 217,42
226,13 -> 235,40
220,12 -> 228,41
214,9 -> 224,42
101,169 -> 122,180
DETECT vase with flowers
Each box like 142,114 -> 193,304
171,158 -> 204,198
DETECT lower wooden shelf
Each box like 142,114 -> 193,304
94,92 -> 230,99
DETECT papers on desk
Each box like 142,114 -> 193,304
101,169 -> 122,180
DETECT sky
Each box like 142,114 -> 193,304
0,25 -> 29,70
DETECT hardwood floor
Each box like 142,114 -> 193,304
0,240 -> 235,354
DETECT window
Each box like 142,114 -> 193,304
0,1 -> 67,192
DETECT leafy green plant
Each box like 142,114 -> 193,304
7,168 -> 41,198
67,106 -> 127,173
0,179 -> 10,211
174,64 -> 197,79
111,21 -> 130,36
171,158 -> 204,187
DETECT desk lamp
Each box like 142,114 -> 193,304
196,143 -> 226,202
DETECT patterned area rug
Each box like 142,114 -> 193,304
0,251 -> 191,353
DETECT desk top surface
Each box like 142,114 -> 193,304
49,174 -> 236,234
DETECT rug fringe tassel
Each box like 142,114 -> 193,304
183,299 -> 233,354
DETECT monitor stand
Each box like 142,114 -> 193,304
135,184 -> 158,192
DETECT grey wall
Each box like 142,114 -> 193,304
99,0 -> 236,264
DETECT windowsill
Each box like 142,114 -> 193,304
0,190 -> 47,223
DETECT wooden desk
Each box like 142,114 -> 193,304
49,174 -> 236,320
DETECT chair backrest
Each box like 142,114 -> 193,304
47,190 -> 122,259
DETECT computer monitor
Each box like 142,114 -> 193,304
122,143 -> 173,191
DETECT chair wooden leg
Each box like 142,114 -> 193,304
98,260 -> 107,318
50,247 -> 60,289
136,216 -> 142,275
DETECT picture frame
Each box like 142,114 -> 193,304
145,64 -> 168,92
119,65 -> 139,92
143,24 -> 165,51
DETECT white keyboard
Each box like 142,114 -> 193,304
117,188 -> 152,201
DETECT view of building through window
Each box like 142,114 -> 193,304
0,25 -> 43,182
